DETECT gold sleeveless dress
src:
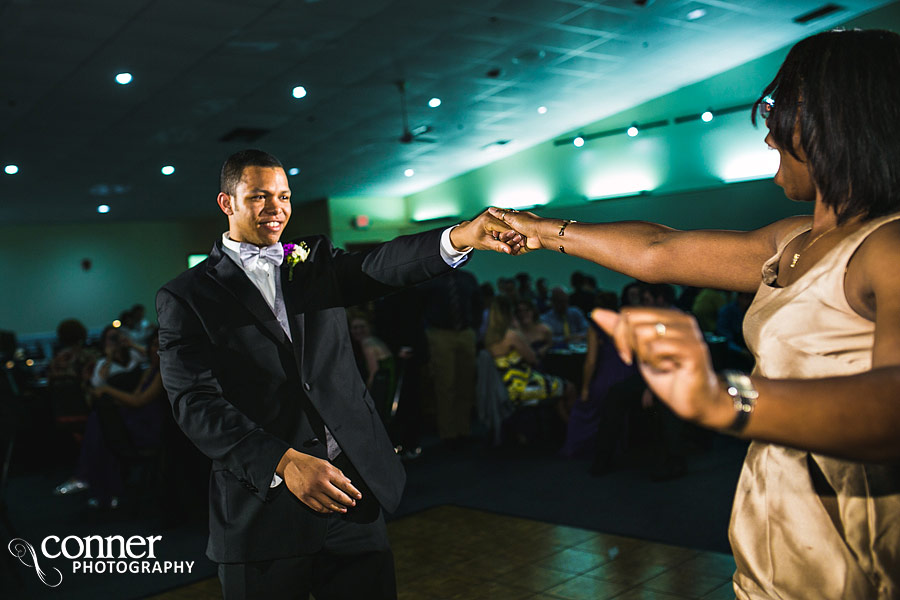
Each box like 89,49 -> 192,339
734,212 -> 900,599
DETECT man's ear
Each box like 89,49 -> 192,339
217,192 -> 234,216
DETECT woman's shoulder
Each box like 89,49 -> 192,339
848,217 -> 900,282
769,215 -> 814,249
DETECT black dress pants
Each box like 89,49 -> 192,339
218,453 -> 396,600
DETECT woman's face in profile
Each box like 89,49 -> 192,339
765,117 -> 817,203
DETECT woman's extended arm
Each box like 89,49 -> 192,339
491,209 -> 811,293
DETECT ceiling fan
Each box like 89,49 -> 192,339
395,79 -> 436,144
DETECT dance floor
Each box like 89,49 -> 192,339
147,505 -> 736,600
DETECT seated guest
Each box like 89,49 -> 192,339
53,326 -> 147,501
91,329 -> 166,449
349,312 -> 395,422
81,330 -> 166,509
48,319 -> 98,386
486,297 -> 575,422
691,288 -> 728,333
620,280 -> 647,308
540,287 -> 588,348
49,319 -> 99,497
568,271 -> 597,316
515,272 -> 536,304
496,276 -> 519,301
90,324 -> 145,387
125,303 -> 153,343
514,300 -> 553,363
534,277 -> 550,314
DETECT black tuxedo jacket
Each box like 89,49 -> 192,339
156,228 -> 458,562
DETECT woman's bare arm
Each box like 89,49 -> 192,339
492,209 -> 811,293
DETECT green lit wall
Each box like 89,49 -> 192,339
394,3 -> 900,293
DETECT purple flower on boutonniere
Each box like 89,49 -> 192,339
283,241 -> 310,281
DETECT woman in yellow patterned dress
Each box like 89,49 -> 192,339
484,296 -> 574,419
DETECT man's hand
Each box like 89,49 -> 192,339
449,209 -> 527,254
276,448 -> 362,514
486,208 -> 549,254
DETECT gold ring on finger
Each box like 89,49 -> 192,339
655,322 -> 667,337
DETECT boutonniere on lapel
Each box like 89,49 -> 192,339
282,241 -> 310,281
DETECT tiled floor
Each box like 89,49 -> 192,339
147,506 -> 736,600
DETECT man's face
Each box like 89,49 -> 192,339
220,166 -> 292,247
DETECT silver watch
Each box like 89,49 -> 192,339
721,370 -> 758,434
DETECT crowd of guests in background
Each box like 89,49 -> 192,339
342,269 -> 755,481
0,304 -> 208,521
1,272 -> 755,519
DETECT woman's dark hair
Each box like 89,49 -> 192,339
752,29 -> 900,224
220,149 -> 283,196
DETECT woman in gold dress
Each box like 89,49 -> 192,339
495,29 -> 900,600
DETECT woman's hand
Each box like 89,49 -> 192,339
590,307 -> 734,429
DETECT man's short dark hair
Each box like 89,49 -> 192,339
220,149 -> 283,196
752,29 -> 900,224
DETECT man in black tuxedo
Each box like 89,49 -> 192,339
156,149 -> 519,599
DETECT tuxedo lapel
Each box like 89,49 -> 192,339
205,243 -> 290,345
280,262 -> 305,367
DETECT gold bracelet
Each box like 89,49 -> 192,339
558,219 -> 576,254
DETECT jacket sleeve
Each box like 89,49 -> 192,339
156,286 -> 290,503
322,227 -> 464,307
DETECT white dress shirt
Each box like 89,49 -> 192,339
220,228 -> 471,487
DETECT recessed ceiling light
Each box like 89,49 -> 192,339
627,126 -> 639,137
404,168 -> 415,177
701,111 -> 714,122
292,86 -> 307,99
97,204 -> 110,214
537,106 -> 548,114
115,72 -> 133,85
288,167 -> 300,176
4,164 -> 18,175
573,136 -> 585,148
161,165 -> 175,176
428,97 -> 441,108
686,8 -> 706,20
